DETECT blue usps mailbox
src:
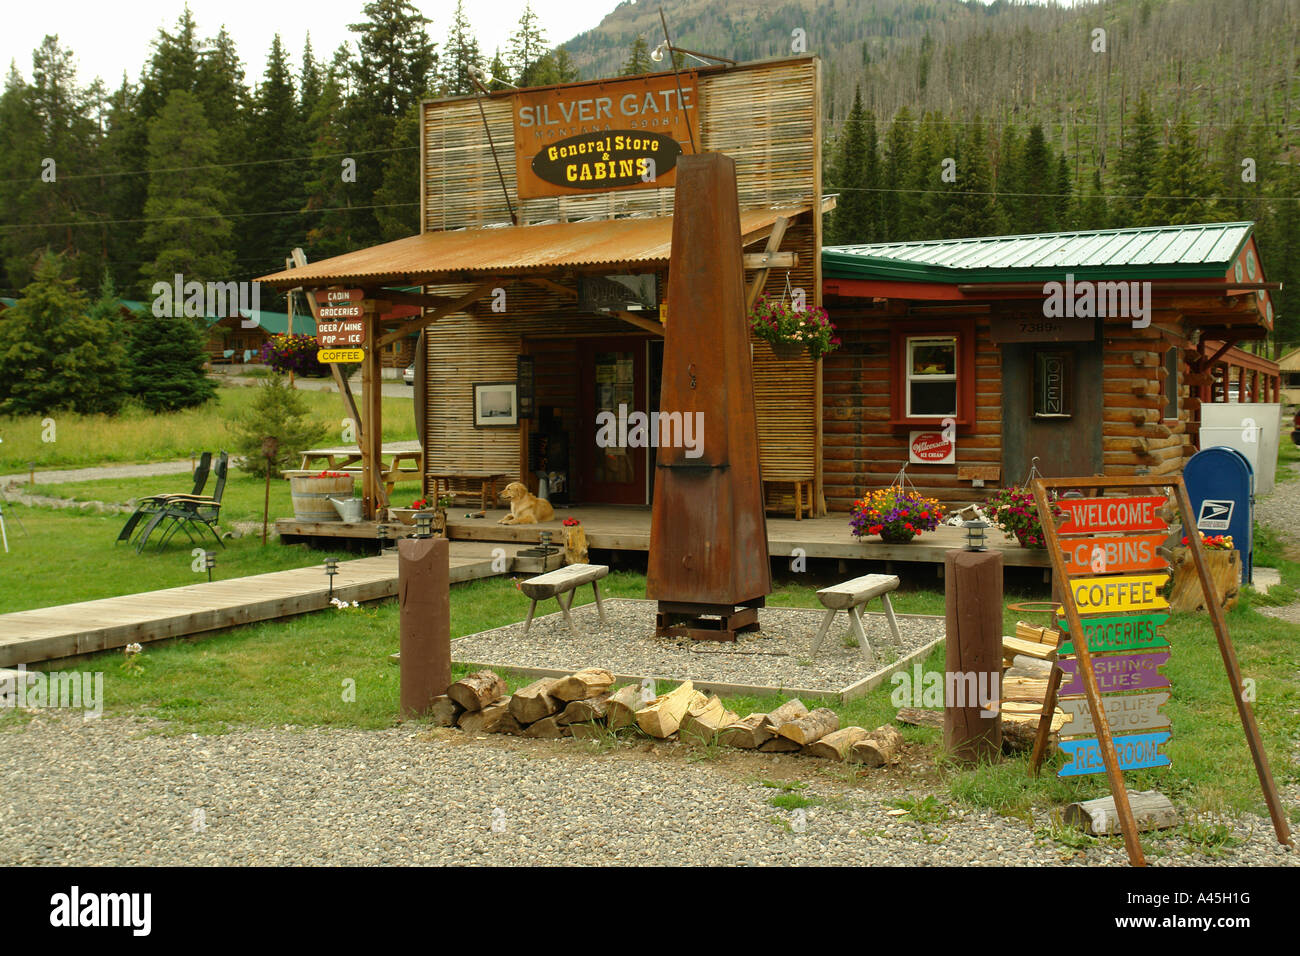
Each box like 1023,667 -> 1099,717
1183,446 -> 1253,584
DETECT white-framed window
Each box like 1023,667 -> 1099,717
905,336 -> 958,417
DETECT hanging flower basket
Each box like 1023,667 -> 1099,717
849,485 -> 945,544
985,486 -> 1063,549
748,294 -> 841,360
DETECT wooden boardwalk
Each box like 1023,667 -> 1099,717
0,541 -> 518,668
279,505 -> 1052,569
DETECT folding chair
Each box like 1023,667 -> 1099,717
117,452 -> 212,545
135,452 -> 229,552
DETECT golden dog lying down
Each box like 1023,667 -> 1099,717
498,481 -> 554,525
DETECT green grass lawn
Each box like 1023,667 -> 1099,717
0,384 -> 417,473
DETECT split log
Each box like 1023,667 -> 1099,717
758,735 -> 801,752
1002,635 -> 1056,661
556,692 -> 612,725
429,695 -> 464,728
776,707 -> 839,746
1064,791 -> 1179,836
524,715 -> 572,739
1000,718 -> 1039,753
550,668 -> 615,702
717,713 -> 773,749
894,707 -> 942,729
447,670 -> 508,712
605,684 -> 645,730
1009,655 -> 1054,678
509,677 -> 562,724
1001,676 -> 1050,701
1014,621 -> 1061,646
458,697 -> 519,734
679,695 -> 739,743
849,725 -> 903,767
805,726 -> 871,760
635,681 -> 696,738
761,698 -> 809,731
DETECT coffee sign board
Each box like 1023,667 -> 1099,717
512,72 -> 698,200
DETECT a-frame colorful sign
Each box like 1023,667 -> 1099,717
1029,476 -> 1291,867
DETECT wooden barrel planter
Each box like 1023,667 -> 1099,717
289,474 -> 355,522
1168,546 -> 1241,612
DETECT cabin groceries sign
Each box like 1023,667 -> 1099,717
1053,495 -> 1173,777
314,289 -> 365,363
512,73 -> 699,199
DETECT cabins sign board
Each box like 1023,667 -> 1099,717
512,72 -> 699,199
314,289 -> 365,362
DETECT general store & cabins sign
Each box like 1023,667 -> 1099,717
512,72 -> 699,199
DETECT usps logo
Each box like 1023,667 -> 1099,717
1197,499 -> 1234,531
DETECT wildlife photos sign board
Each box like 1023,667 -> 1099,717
512,72 -> 699,199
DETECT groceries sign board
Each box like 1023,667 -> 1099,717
512,72 -> 699,200
1052,494 -> 1174,777
314,289 -> 365,363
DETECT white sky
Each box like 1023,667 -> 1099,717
1,0 -> 619,89
3,0 -> 1070,89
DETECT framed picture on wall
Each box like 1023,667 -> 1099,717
472,382 -> 518,427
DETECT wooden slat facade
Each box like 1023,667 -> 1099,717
418,58 -> 824,509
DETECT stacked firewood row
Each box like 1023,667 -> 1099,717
433,668 -> 903,765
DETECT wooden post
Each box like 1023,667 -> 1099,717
943,549 -> 1003,764
361,300 -> 386,519
398,535 -> 451,717
1172,477 -> 1292,846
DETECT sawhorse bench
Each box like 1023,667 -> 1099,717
519,563 -> 609,636
810,573 -> 903,665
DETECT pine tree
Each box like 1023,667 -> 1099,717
1016,124 -> 1053,233
302,61 -> 358,258
246,36 -> 301,271
623,36 -> 654,76
0,254 -> 129,415
440,0 -> 482,95
1140,115 -> 1220,225
138,89 -> 235,286
0,65 -> 45,295
552,47 -> 580,84
880,108 -> 913,242
1114,92 -> 1159,225
1054,154 -> 1073,231
127,307 -> 217,412
938,117 -> 997,239
508,2 -> 548,87
226,375 -> 328,477
487,49 -> 511,91
906,111 -> 948,240
828,87 -> 876,243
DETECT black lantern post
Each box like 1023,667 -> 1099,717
324,556 -> 339,599
204,550 -> 217,582
415,512 -> 433,539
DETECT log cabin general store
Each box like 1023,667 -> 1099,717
258,55 -> 1280,565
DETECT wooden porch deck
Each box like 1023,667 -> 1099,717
0,541 -> 520,668
277,505 -> 1052,568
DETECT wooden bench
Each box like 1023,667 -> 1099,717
811,573 -> 903,665
519,563 -> 609,636
763,476 -> 815,520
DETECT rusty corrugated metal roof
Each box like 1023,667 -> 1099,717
258,207 -> 808,288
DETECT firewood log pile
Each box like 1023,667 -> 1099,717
432,668 -> 903,764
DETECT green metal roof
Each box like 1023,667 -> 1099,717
117,299 -> 315,335
823,222 -> 1257,284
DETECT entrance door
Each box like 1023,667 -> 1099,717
1000,340 -> 1104,484
577,341 -> 648,504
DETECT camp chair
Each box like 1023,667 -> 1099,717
116,452 -> 213,545
133,452 -> 229,553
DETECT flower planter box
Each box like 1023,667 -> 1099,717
1169,547 -> 1241,612
289,474 -> 355,522
388,507 -> 447,535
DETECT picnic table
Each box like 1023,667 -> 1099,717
282,442 -> 424,498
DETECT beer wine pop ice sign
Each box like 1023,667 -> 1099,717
314,289 -> 365,363
1054,495 -> 1172,777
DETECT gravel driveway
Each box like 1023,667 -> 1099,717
1,713 -> 1292,866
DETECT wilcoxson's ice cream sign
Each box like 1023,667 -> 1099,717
512,72 -> 698,199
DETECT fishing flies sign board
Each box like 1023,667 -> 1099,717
1029,476 -> 1290,867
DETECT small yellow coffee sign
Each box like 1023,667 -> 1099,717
317,348 -> 364,363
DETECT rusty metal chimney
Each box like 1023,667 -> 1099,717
646,152 -> 772,640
